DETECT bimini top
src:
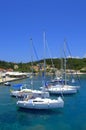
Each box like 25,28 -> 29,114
12,84 -> 23,90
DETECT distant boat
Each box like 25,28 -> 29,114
4,82 -> 11,86
49,76 -> 67,84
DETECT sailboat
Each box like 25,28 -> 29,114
42,40 -> 80,94
16,33 -> 64,109
17,96 -> 64,109
10,38 -> 49,99
10,83 -> 49,98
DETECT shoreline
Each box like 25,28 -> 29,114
67,72 -> 86,75
0,76 -> 28,85
0,71 -> 86,85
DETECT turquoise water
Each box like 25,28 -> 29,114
0,75 -> 86,130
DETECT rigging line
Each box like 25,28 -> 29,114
46,40 -> 56,80
63,45 -> 75,81
32,40 -> 39,61
46,40 -> 55,70
66,41 -> 81,86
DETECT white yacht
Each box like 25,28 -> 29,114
17,96 -> 64,109
10,84 -> 49,98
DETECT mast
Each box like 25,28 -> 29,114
61,56 -> 63,81
30,38 -> 34,89
64,39 -> 67,85
43,32 -> 46,81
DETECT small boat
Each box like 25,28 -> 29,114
50,76 -> 66,84
17,96 -> 64,109
4,82 -> 11,86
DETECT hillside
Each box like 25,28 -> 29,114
0,58 -> 86,73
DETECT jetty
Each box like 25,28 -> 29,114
0,72 -> 31,84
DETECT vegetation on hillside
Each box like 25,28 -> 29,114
0,58 -> 86,72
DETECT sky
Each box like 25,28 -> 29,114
0,0 -> 86,63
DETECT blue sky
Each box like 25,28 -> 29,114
0,0 -> 86,62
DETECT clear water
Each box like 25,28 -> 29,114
0,75 -> 86,130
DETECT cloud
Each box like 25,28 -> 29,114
67,55 -> 80,59
83,54 -> 86,58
